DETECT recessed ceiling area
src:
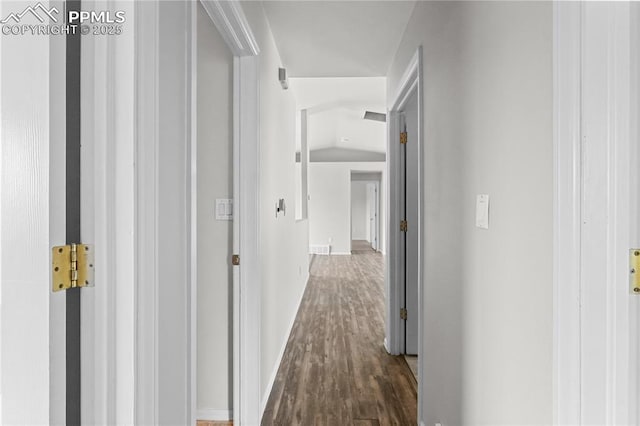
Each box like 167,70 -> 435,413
262,1 -> 416,77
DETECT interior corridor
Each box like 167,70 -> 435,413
261,251 -> 417,425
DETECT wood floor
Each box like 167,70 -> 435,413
261,250 -> 417,426
351,239 -> 376,253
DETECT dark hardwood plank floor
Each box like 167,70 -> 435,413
261,251 -> 417,426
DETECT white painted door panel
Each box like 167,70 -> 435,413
0,6 -> 66,423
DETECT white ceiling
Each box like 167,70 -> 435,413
290,77 -> 386,111
291,77 -> 387,153
262,1 -> 416,77
308,107 -> 386,153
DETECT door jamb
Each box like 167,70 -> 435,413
386,46 -> 423,423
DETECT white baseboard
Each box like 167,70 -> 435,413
259,272 -> 310,419
331,252 -> 352,256
196,408 -> 232,421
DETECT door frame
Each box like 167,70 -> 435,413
386,46 -> 424,423
553,2 -> 638,424
81,0 -> 261,424
195,1 -> 261,424
348,177 -> 381,252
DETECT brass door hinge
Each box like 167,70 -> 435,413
400,220 -> 408,232
232,254 -> 240,266
400,307 -> 408,320
631,249 -> 640,294
400,132 -> 407,145
52,244 -> 94,292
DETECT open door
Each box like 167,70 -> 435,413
0,1 -> 68,423
400,92 -> 420,356
368,182 -> 379,251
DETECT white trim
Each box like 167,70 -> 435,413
198,2 -> 261,425
235,54 -> 262,426
386,46 -> 424,425
260,274 -> 310,418
552,3 -> 582,424
553,2 -> 638,424
81,1 -> 137,424
196,409 -> 233,422
579,3 -> 633,423
189,2 -> 199,425
199,0 -> 259,57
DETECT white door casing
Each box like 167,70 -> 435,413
554,2 -> 639,424
386,46 -> 424,423
402,91 -> 420,356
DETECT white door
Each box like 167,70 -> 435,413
0,3 -> 66,423
402,91 -> 419,355
369,183 -> 378,251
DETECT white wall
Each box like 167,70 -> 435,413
196,2 -> 233,418
156,2 -> 191,423
309,162 -> 386,255
240,1 -> 311,413
387,2 -> 552,425
350,182 -> 368,240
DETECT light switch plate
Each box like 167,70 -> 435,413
475,194 -> 489,229
215,199 -> 233,220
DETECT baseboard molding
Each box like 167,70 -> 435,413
259,272 -> 310,419
196,409 -> 232,421
331,252 -> 352,256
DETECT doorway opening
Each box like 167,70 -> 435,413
350,172 -> 382,254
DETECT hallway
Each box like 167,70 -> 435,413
261,252 -> 417,426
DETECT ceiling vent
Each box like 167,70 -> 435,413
363,111 -> 386,122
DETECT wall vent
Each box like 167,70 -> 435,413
309,245 -> 331,255
363,111 -> 386,122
